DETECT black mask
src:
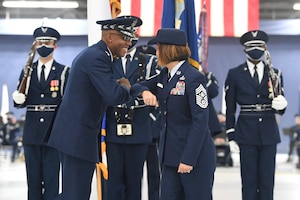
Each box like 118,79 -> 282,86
37,46 -> 54,58
245,46 -> 265,61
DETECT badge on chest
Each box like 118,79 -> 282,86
117,124 -> 132,136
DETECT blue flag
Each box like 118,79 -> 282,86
162,0 -> 200,69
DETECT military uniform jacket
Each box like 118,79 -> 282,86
47,41 -> 130,163
205,72 -> 222,136
131,60 -> 216,167
14,60 -> 69,145
225,62 -> 284,145
106,50 -> 159,144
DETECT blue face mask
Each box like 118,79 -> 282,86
37,46 -> 54,58
245,46 -> 265,61
246,49 -> 264,60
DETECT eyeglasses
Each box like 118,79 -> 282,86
110,32 -> 133,42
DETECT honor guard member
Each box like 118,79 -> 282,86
225,30 -> 288,200
204,71 -> 223,137
130,28 -> 216,200
46,16 -> 137,200
136,44 -> 161,200
105,28 -> 160,200
12,26 -> 69,200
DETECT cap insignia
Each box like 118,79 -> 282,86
251,31 -> 258,38
131,19 -> 138,28
41,27 -> 48,33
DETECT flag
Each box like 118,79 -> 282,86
197,1 -> 208,72
195,0 -> 259,37
161,0 -> 200,69
87,0 -> 111,46
110,0 -> 122,18
119,0 -> 258,37
119,0 -> 163,37
87,1 -> 111,199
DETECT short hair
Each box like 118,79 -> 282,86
157,44 -> 191,66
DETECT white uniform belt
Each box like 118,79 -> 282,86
27,104 -> 57,112
240,104 -> 272,112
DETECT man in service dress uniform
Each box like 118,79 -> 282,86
225,30 -> 288,200
46,16 -> 139,200
12,26 -> 69,200
105,29 -> 160,200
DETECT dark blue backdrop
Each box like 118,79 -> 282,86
1,35 -> 299,153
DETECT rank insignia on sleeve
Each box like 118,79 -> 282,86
195,84 -> 208,108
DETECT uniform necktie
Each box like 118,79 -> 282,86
125,54 -> 131,75
40,65 -> 46,86
253,65 -> 259,86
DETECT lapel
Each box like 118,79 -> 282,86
260,64 -> 268,88
126,51 -> 139,78
241,62 -> 258,89
31,62 -> 40,88
113,58 -> 125,77
161,61 -> 189,100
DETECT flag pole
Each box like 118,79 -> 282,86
87,0 -> 112,199
198,1 -> 208,73
1,84 -> 10,124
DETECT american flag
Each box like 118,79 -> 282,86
119,0 -> 259,37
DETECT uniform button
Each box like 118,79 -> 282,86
41,94 -> 44,98
164,100 -> 166,103
164,111 -> 167,115
257,94 -> 260,98
40,118 -> 44,122
259,118 -> 262,122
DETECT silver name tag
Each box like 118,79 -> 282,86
117,124 -> 132,136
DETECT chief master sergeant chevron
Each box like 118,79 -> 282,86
12,26 -> 70,200
45,16 -> 141,200
225,30 -> 288,200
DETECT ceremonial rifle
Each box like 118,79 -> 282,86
264,45 -> 281,99
18,41 -> 36,95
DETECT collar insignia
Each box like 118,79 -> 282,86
179,75 -> 185,80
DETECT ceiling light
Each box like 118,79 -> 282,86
293,3 -> 300,10
2,1 -> 79,9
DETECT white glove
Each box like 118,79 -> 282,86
229,141 -> 240,153
271,95 -> 288,110
12,90 -> 26,104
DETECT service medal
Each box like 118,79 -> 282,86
52,92 -> 57,98
50,80 -> 60,91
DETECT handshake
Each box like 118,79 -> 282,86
117,77 -> 131,90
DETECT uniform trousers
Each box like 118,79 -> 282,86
146,142 -> 161,200
23,145 -> 60,200
239,144 -> 276,200
56,152 -> 95,200
106,143 -> 148,200
161,164 -> 214,200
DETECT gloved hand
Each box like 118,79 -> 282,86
271,95 -> 288,110
229,141 -> 240,153
12,90 -> 26,104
